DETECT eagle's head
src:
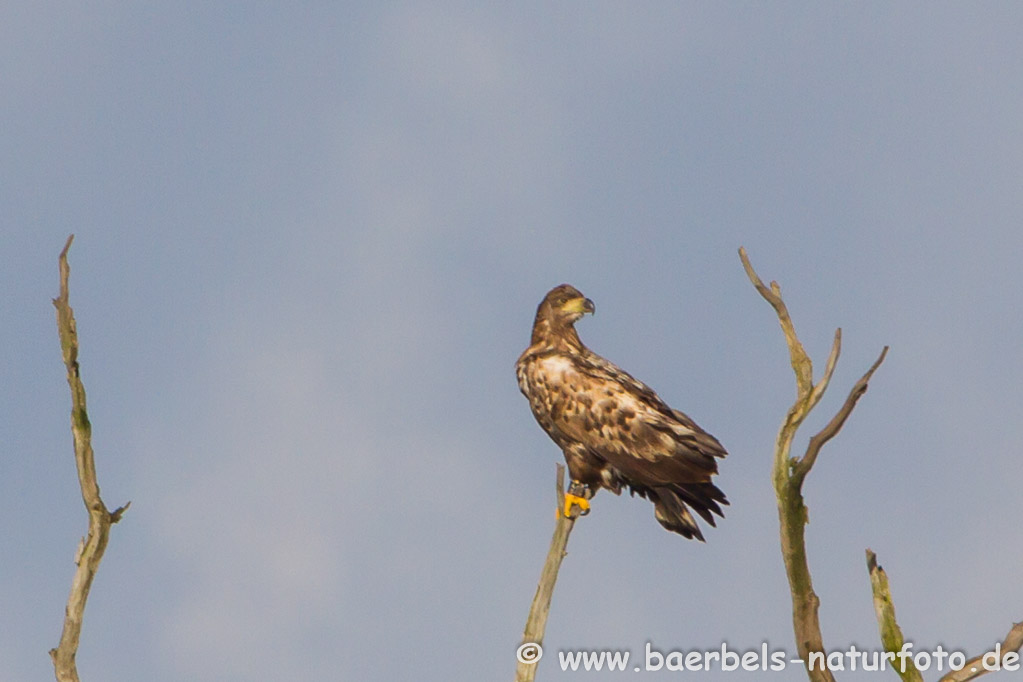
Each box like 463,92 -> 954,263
531,284 -> 595,348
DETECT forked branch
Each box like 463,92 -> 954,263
740,247 -> 887,682
49,235 -> 130,682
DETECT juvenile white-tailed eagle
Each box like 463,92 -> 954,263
516,284 -> 728,540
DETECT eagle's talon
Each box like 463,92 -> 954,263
563,492 -> 590,518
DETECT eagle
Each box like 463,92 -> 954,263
516,284 -> 728,540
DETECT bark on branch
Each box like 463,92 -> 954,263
49,235 -> 130,682
740,247 -> 887,682
515,464 -> 579,682
866,550 -> 923,682
868,549 -> 1023,682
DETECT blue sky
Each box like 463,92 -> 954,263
3,3 -> 1022,680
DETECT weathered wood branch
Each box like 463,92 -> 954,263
866,550 -> 923,682
515,464 -> 579,682
938,621 -> 1023,682
49,235 -> 130,682
795,348 -> 887,487
740,247 -> 887,682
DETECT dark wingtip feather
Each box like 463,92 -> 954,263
670,482 -> 729,527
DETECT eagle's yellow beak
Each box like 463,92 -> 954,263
562,296 -> 595,315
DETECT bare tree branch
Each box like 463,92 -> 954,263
740,246 -> 887,682
515,464 -> 580,682
794,346 -> 889,487
739,246 -> 815,396
938,621 -> 1023,682
49,235 -> 130,682
866,550 -> 923,682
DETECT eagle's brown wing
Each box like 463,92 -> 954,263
528,350 -> 728,538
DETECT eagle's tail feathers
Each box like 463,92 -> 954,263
651,487 -> 705,541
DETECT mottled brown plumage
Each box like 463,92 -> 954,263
516,284 -> 728,540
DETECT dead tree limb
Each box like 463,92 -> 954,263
869,548 -> 1023,681
515,464 -> 579,682
740,247 -> 887,682
938,621 -> 1023,682
866,550 -> 923,682
49,235 -> 130,682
